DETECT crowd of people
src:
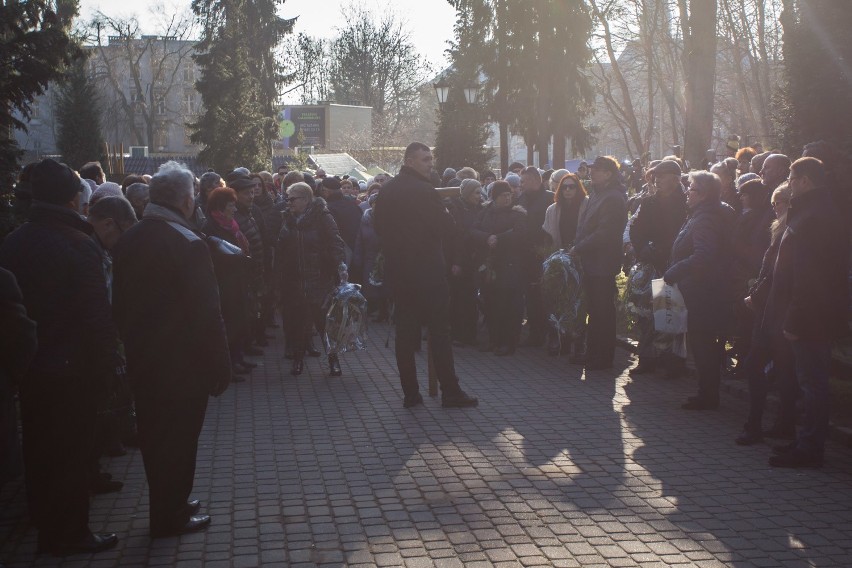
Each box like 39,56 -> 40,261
0,137 -> 849,557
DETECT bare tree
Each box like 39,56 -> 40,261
281,33 -> 333,104
87,5 -> 197,151
327,4 -> 432,144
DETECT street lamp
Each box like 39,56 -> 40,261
433,78 -> 450,107
463,85 -> 479,105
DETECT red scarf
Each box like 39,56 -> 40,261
211,210 -> 250,254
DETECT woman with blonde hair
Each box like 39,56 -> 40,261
736,182 -> 797,446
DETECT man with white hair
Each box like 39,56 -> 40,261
112,161 -> 231,537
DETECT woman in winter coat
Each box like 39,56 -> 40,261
352,193 -> 388,321
447,179 -> 485,345
663,171 -> 736,410
202,187 -> 253,380
736,182 -> 798,445
471,181 -> 528,356
541,172 -> 589,356
276,182 -> 347,377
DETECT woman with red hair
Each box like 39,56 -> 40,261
541,173 -> 589,356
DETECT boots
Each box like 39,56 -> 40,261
328,354 -> 342,377
306,336 -> 321,357
291,356 -> 304,376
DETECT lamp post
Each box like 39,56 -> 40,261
433,78 -> 450,108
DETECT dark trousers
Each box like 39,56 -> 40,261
523,279 -> 547,340
636,315 -> 656,360
285,301 -> 325,360
791,340 -> 832,458
582,274 -> 617,365
688,330 -> 724,404
484,284 -> 523,349
135,394 -> 207,533
394,285 -> 461,399
449,272 -> 479,345
744,327 -> 798,432
20,384 -> 95,549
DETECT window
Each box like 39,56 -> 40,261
183,91 -> 196,115
155,95 -> 166,116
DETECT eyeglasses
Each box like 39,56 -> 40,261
561,184 -> 577,190
287,195 -> 306,201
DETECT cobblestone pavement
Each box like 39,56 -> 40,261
2,321 -> 852,567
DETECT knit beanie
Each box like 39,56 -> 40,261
460,178 -> 482,200
30,158 -> 81,205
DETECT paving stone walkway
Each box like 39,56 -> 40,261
2,321 -> 852,567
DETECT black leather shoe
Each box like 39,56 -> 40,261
306,339 -> 321,357
771,441 -> 797,455
768,449 -> 823,468
328,355 -> 342,377
231,371 -> 246,383
291,359 -> 303,376
735,429 -> 763,446
681,399 -> 719,410
151,514 -> 212,538
522,335 -> 545,347
187,499 -> 201,515
442,391 -> 479,408
232,364 -> 249,375
403,393 -> 423,408
629,362 -> 656,376
236,359 -> 257,370
763,425 -> 796,439
49,532 -> 118,556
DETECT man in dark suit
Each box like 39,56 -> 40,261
373,142 -> 478,409
112,161 -> 231,537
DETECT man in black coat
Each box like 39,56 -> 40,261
569,156 -> 628,370
373,142 -> 478,409
0,159 -> 120,555
767,157 -> 850,468
517,166 -> 555,346
0,267 -> 37,485
629,159 -> 688,376
112,161 -> 231,537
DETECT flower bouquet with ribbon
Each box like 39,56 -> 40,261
324,264 -> 368,356
541,249 -> 585,352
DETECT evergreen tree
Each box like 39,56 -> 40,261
780,0 -> 852,156
446,0 -> 594,171
190,0 -> 294,173
55,59 -> 106,171
433,77 -> 494,174
0,0 -> 83,190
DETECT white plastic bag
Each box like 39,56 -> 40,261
651,278 -> 688,334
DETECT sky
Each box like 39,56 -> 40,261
76,0 -> 458,72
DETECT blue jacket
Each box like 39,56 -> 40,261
664,200 -> 736,333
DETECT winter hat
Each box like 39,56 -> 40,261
91,182 -> 123,205
504,173 -> 521,189
490,180 -> 512,200
735,172 -> 760,192
460,178 -> 482,200
442,168 -> 456,179
321,176 -> 342,191
30,158 -> 81,205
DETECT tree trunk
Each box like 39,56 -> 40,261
681,0 -> 717,169
499,120 -> 509,175
552,135 -> 566,169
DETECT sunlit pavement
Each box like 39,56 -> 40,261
2,320 -> 852,567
